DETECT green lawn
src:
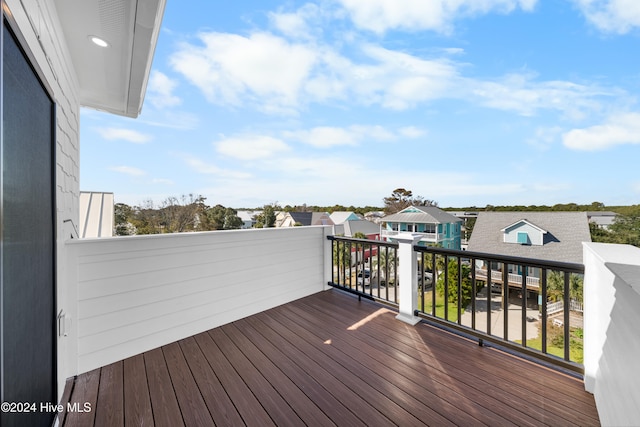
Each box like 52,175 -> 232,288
418,291 -> 461,323
516,329 -> 584,364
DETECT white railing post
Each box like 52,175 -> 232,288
395,233 -> 422,325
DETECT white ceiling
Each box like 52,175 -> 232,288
55,0 -> 166,118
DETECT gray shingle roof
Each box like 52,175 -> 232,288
467,212 -> 592,264
344,220 -> 380,236
382,206 -> 462,224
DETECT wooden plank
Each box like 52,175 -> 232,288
193,331 -> 276,427
243,314 -> 395,427
207,327 -> 304,427
234,316 -> 370,427
144,347 -> 184,427
303,295 -> 557,426
178,336 -> 245,427
221,322 -> 336,426
94,361 -> 124,427
310,290 -> 599,426
65,368 -> 100,427
162,342 -> 214,427
275,301 -> 493,426
123,354 -> 153,427
255,310 -> 439,427
56,376 -> 75,426
287,298 -> 526,426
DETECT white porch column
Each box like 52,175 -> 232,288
395,233 -> 422,325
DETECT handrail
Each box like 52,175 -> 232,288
413,245 -> 585,374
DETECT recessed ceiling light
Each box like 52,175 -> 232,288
89,36 -> 109,48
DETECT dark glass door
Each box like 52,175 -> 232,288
1,21 -> 56,427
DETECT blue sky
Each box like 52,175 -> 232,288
80,0 -> 640,209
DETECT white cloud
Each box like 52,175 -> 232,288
170,32 -> 317,114
285,124 -> 424,148
182,155 -> 252,179
147,71 -> 181,109
169,27 -> 614,118
98,128 -> 152,144
572,0 -> 640,34
526,126 -> 563,151
469,73 -> 611,118
336,0 -> 537,34
215,135 -> 290,160
562,112 -> 640,150
110,166 -> 146,176
399,126 -> 427,138
269,3 -> 324,39
287,127 -> 360,148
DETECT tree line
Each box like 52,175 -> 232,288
115,194 -> 244,236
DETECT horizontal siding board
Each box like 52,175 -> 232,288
78,275 -> 322,354
77,244 -> 322,302
78,263 -> 323,334
71,227 -> 329,374
76,229 -> 323,288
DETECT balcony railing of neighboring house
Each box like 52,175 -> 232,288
380,229 -> 438,241
64,226 -> 333,377
474,269 -> 542,289
327,235 -> 399,306
547,299 -> 584,315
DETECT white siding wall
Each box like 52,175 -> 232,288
5,0 -> 81,399
66,227 -> 331,375
583,242 -> 640,426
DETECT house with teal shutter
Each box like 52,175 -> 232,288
381,206 -> 462,249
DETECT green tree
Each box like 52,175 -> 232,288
254,204 -> 277,228
608,214 -> 640,247
546,271 -> 584,302
114,203 -> 135,235
436,259 -> 473,307
207,204 -> 243,230
383,188 -> 437,214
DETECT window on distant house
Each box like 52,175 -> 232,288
391,223 -> 398,231
517,232 -> 529,244
407,224 -> 414,232
424,224 -> 436,233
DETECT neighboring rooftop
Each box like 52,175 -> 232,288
79,191 -> 114,238
342,219 -> 380,237
383,206 -> 463,224
467,212 -> 592,264
329,211 -> 362,224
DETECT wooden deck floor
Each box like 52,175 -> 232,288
59,289 -> 599,426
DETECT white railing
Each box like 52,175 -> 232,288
381,229 -> 438,240
475,269 -> 541,288
547,299 -> 584,315
64,226 -> 332,376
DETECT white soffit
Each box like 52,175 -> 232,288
55,0 -> 166,118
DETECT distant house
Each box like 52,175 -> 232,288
334,219 -> 381,239
364,211 -> 385,223
277,211 -> 334,227
329,211 -> 362,224
236,210 -> 260,229
467,212 -> 592,264
381,205 -> 462,249
467,211 -> 592,309
587,211 -> 617,230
